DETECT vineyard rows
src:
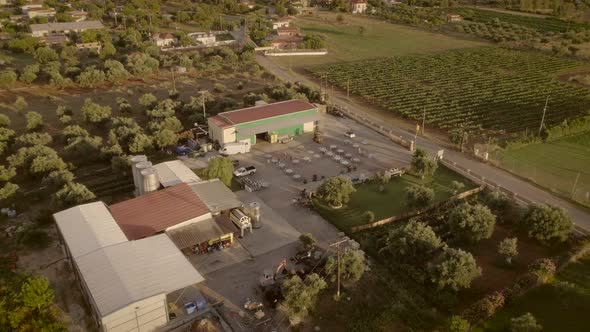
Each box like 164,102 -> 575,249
307,47 -> 590,134
453,8 -> 590,33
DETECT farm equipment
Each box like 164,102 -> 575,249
259,259 -> 288,287
243,299 -> 264,311
290,250 -> 312,264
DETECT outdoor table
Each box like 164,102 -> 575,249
352,158 -> 360,163
278,163 -> 286,169
330,145 -> 337,150
319,147 -> 327,152
362,140 -> 368,145
344,140 -> 351,145
345,153 -> 352,159
265,154 -> 272,159
334,155 -> 342,161
313,154 -> 321,159
341,160 -> 350,166
337,149 -> 344,154
352,144 -> 359,149
326,151 -> 334,157
271,158 -> 278,163
292,159 -> 300,164
308,150 -> 315,154
293,174 -> 301,181
303,156 -> 311,162
285,169 -> 294,175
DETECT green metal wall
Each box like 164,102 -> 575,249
235,108 -> 316,144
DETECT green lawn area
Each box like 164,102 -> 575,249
314,165 -> 476,231
272,12 -> 488,68
495,132 -> 590,208
479,255 -> 590,332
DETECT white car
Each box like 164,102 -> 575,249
345,131 -> 356,138
233,166 -> 257,177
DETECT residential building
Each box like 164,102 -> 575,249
447,14 -> 463,22
208,99 -> 319,146
189,31 -> 216,46
350,0 -> 368,14
40,34 -> 69,45
276,26 -> 300,37
20,4 -> 44,13
270,36 -> 304,49
152,160 -> 201,188
151,32 -> 176,47
272,16 -> 293,30
26,8 -> 56,19
67,10 -> 89,22
76,42 -> 102,53
29,21 -> 104,37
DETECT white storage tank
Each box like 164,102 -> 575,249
141,168 -> 160,195
130,155 -> 147,194
135,161 -> 152,196
249,202 -> 261,229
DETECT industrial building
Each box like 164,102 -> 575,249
53,157 -> 252,331
208,99 -> 320,146
54,202 -> 204,332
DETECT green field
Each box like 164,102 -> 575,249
272,12 -> 487,67
308,47 -> 590,134
314,165 -> 476,231
479,254 -> 590,331
495,132 -> 590,208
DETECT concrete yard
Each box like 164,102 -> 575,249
189,111 -> 413,330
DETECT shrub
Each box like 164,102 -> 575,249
316,176 -> 355,208
363,210 -> 375,223
522,204 -> 572,245
447,315 -> 470,332
299,233 -> 316,249
529,258 -> 556,284
25,112 -> 43,131
498,237 -> 518,264
429,248 -> 481,291
404,184 -> 434,208
448,203 -> 496,244
18,228 -> 52,250
510,312 -> 542,332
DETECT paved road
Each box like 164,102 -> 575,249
256,55 -> 590,231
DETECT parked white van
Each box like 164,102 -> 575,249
219,141 -> 251,155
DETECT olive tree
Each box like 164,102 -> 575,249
205,157 -> 234,187
429,248 -> 481,291
0,165 -> 16,182
510,312 -> 542,332
448,203 -> 496,244
410,148 -> 437,179
105,59 -> 130,83
139,93 -> 158,108
15,132 -> 53,147
447,315 -> 470,332
0,182 -> 19,201
325,249 -> 366,284
20,64 -> 39,85
522,204 -> 572,245
42,169 -> 74,190
153,129 -> 177,149
82,98 -> 112,125
382,219 -> 443,264
53,182 -> 96,209
404,184 -> 435,208
282,273 -> 327,321
14,96 -> 28,113
0,114 -> 10,127
25,112 -> 43,131
316,176 -> 356,208
77,66 -> 106,88
498,237 -> 518,264
0,69 -> 17,89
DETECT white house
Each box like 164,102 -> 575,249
151,32 -> 176,47
30,21 -> 104,37
350,0 -> 368,14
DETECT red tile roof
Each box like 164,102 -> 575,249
109,183 -> 209,240
209,115 -> 232,128
215,100 -> 316,125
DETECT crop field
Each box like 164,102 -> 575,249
494,132 -> 590,208
307,47 -> 590,134
454,7 -> 590,33
479,254 -> 590,332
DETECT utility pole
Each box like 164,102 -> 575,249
329,239 -> 348,298
199,90 -> 208,121
572,172 -> 581,198
421,106 -> 426,135
347,78 -> 350,100
539,96 -> 549,136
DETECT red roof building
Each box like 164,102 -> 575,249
217,99 -> 316,125
109,183 -> 210,240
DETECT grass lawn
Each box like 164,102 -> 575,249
495,132 -> 590,208
479,255 -> 590,332
271,12 -> 488,68
314,165 -> 476,231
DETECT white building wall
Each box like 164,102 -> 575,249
303,121 -> 315,133
207,119 -> 236,145
101,294 -> 168,332
165,212 -> 213,232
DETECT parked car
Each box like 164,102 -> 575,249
345,131 -> 356,138
233,166 -> 257,177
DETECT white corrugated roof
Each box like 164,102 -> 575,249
76,234 -> 204,316
54,202 -> 128,258
189,179 -> 242,213
153,160 -> 201,187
